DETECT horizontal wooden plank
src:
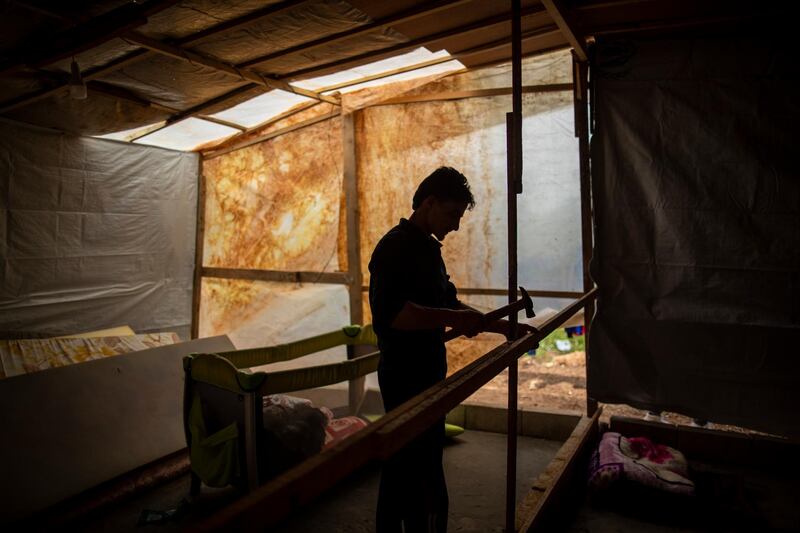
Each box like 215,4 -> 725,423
374,84 -> 573,105
360,286 -> 583,299
517,408 -> 601,531
197,289 -> 596,531
201,267 -> 351,285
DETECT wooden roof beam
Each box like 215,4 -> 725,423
85,81 -> 246,131
0,0 -> 315,114
0,0 -> 179,76
198,23 -> 561,155
282,4 -> 547,81
540,0 -> 588,61
238,0 -> 473,69
122,32 -> 339,105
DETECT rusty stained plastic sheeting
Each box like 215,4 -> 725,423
357,95 -> 515,288
357,91 -> 579,289
357,92 -> 581,375
202,116 -> 344,272
199,277 -> 350,352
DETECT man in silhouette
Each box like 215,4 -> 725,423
369,167 -> 531,532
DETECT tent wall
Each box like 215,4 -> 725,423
198,51 -> 582,378
588,35 -> 800,436
199,116 -> 352,374
0,120 -> 198,338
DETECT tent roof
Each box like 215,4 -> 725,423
0,0 -> 779,148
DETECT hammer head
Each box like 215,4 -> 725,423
519,286 -> 535,318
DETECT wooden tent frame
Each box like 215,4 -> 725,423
188,1 -> 598,530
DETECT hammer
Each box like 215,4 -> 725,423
445,286 -> 535,341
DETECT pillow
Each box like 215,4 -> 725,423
588,431 -> 694,496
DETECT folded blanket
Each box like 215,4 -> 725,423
588,431 -> 695,496
260,394 -> 368,476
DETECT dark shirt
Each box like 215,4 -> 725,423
368,218 -> 460,401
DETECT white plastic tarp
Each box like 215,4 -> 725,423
0,120 -> 198,338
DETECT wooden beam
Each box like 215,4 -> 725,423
506,1 -> 524,528
0,0 -> 313,114
374,84 -> 573,105
239,0 -> 473,68
191,162 -> 206,339
283,4 -> 548,81
463,42 -> 571,72
196,289 -> 597,532
25,12 -> 554,148
199,101 -> 322,155
516,408 -> 601,531
127,84 -> 261,141
446,22 -> 561,63
196,115 -> 247,132
202,108 -> 341,159
540,0 -> 588,61
201,267 -> 351,285
0,0 -> 179,76
197,52 -> 468,155
573,54 -> 597,416
342,111 -> 366,415
121,32 -> 339,105
360,286 -> 583,299
86,80 -> 247,132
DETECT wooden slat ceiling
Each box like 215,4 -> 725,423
0,0 -> 783,138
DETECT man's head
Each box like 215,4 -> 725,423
411,167 -> 475,241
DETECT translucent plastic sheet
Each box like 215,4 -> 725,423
0,120 -> 198,338
357,92 -> 582,294
203,117 -> 344,272
589,36 -> 800,437
199,278 -> 352,373
386,50 -> 573,99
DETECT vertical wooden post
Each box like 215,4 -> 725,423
243,391 -> 261,491
506,0 -> 522,530
343,111 -> 366,415
191,156 -> 206,340
573,52 -> 597,416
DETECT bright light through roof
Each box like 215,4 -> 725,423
210,90 -> 312,128
294,47 -> 461,92
333,59 -> 464,94
94,48 -> 464,149
133,117 -> 239,151
96,121 -> 166,142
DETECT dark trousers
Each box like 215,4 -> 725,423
377,368 -> 448,533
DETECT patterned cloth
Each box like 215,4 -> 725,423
0,333 -> 180,379
262,394 -> 368,448
589,431 -> 695,496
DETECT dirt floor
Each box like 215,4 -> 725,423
447,333 -> 752,433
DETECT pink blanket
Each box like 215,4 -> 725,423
588,431 -> 695,496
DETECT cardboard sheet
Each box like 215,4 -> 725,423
0,333 -> 179,379
0,335 -> 234,522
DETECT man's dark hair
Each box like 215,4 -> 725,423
412,166 -> 475,210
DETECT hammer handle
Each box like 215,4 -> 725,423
443,299 -> 526,342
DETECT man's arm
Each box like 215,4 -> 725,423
391,301 -> 485,337
455,301 -> 538,339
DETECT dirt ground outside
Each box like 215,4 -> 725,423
447,332 -> 756,434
